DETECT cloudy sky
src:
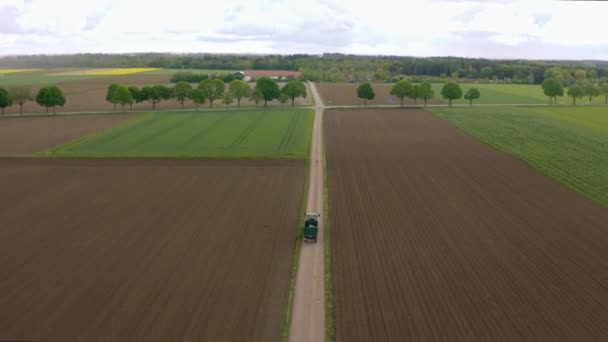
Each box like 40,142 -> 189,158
0,0 -> 606,60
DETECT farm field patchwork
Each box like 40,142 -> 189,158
326,108 -> 608,342
430,106 -> 608,206
0,69 -> 40,74
0,74 -> 313,114
0,113 -> 140,155
0,74 -> 171,114
315,82 -> 581,106
429,82 -> 557,105
48,68 -> 160,76
52,109 -> 314,158
315,82 -> 443,106
142,68 -> 239,75
0,158 -> 305,342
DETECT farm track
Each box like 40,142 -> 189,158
326,108 -> 608,342
228,111 -> 268,150
0,159 -> 305,342
289,82 -> 325,342
175,112 -> 236,149
278,111 -> 301,152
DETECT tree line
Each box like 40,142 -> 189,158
541,78 -> 608,105
3,53 -> 608,85
105,78 -> 307,112
0,85 -> 66,115
356,81 -> 480,107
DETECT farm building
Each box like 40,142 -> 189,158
242,70 -> 301,81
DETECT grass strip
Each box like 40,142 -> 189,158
281,157 -> 311,341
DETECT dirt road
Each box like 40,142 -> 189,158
289,82 -> 326,342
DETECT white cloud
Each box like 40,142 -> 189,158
0,0 -> 607,59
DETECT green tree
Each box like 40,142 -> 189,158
228,79 -> 251,108
601,82 -> 608,104
250,87 -> 263,107
356,83 -> 375,105
390,80 -> 412,107
114,85 -> 133,112
439,73 -> 448,80
281,81 -> 307,106
480,66 -> 493,79
128,86 -> 142,110
574,69 -> 587,81
189,88 -> 206,110
464,88 -> 481,106
256,77 -> 281,106
173,81 -> 193,109
411,84 -> 420,104
419,82 -> 434,107
278,93 -> 289,106
36,86 -> 66,114
0,87 -> 11,115
222,90 -> 234,110
541,78 -> 564,104
582,80 -> 599,102
8,87 -> 32,115
567,83 -> 584,105
544,67 -> 567,85
199,79 -> 225,108
440,82 -> 462,107
140,85 -> 173,109
106,83 -> 120,111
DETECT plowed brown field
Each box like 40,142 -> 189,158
3,74 -> 171,115
326,108 -> 608,342
316,83 -> 443,106
0,113 -> 140,154
0,159 -> 304,342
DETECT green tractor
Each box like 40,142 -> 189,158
303,212 -> 320,243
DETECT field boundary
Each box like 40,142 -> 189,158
42,113 -> 153,156
281,157 -> 311,341
427,108 -> 608,208
323,112 -> 335,342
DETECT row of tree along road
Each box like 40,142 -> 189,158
106,78 -> 307,111
0,78 -> 307,115
0,86 -> 66,115
356,81 -> 481,107
542,77 -> 608,105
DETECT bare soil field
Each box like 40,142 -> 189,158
0,159 -> 305,342
316,82 -> 444,106
0,113 -> 140,154
326,108 -> 608,342
3,75 -> 312,114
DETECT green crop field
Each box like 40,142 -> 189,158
0,69 -> 96,86
429,106 -> 608,206
142,68 -> 239,75
51,108 -> 314,158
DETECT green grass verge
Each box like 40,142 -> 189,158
428,105 -> 608,206
281,157 -> 310,341
323,112 -> 336,342
48,108 -> 314,159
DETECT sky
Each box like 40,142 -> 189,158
0,0 -> 606,60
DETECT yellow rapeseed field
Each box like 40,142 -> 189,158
83,68 -> 159,75
0,69 -> 40,74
